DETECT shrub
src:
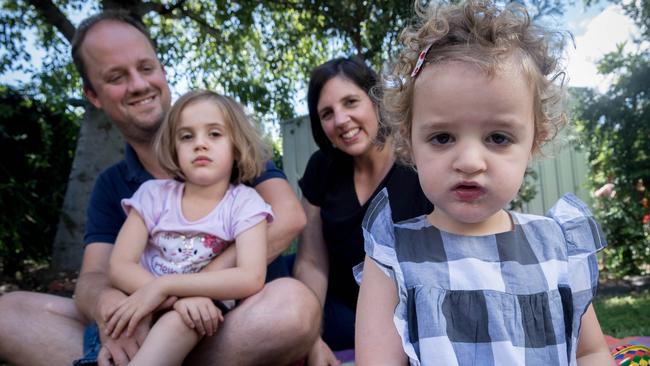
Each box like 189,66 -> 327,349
573,51 -> 650,277
0,85 -> 79,275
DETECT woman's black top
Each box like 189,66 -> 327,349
298,149 -> 433,310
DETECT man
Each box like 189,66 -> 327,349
0,11 -> 320,366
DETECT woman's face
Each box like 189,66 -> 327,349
316,76 -> 379,157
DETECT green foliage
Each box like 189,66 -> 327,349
573,49 -> 650,276
593,291 -> 650,338
0,85 -> 79,275
1,0 -> 568,126
0,0 -> 425,125
270,139 -> 283,171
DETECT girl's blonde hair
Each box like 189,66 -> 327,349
383,0 -> 568,165
155,90 -> 270,184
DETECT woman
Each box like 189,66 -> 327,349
293,57 -> 433,365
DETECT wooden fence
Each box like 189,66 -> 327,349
281,116 -> 591,215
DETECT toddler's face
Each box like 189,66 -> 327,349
410,60 -> 535,234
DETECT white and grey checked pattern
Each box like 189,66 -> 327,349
360,189 -> 605,366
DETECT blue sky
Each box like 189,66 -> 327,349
563,1 -> 640,91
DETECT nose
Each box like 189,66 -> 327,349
333,108 -> 349,127
193,133 -> 208,151
451,140 -> 487,175
127,70 -> 149,93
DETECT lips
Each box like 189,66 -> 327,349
192,156 -> 212,165
128,94 -> 156,106
452,182 -> 486,201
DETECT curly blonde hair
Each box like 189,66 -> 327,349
383,0 -> 568,165
155,90 -> 270,184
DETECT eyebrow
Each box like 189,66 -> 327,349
317,93 -> 361,113
417,117 -> 527,130
101,57 -> 157,74
176,122 -> 225,131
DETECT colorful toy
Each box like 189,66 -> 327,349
612,344 -> 650,366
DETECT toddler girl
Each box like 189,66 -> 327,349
355,1 -> 614,365
105,90 -> 273,365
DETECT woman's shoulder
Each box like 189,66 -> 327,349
300,149 -> 351,203
384,163 -> 433,220
385,162 -> 422,192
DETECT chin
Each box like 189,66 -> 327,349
450,206 -> 501,225
342,142 -> 372,157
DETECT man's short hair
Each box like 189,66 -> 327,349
71,10 -> 157,92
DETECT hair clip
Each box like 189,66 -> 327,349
410,43 -> 433,78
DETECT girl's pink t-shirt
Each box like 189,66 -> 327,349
121,179 -> 273,277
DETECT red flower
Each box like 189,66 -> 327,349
643,215 -> 650,224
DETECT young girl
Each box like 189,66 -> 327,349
105,90 -> 273,365
355,1 -> 615,365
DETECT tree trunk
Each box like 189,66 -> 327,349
52,103 -> 124,271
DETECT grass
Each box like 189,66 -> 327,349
593,290 -> 650,338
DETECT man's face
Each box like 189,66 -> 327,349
81,20 -> 172,144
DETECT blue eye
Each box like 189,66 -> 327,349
428,133 -> 454,145
486,133 -> 512,145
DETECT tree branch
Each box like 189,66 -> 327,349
26,0 -> 76,43
177,7 -> 223,39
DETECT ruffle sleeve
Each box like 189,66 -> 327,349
547,193 -> 606,297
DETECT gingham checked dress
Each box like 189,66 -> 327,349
359,189 -> 606,366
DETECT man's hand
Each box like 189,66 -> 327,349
307,336 -> 341,366
96,315 -> 151,366
173,297 -> 224,337
105,281 -> 167,338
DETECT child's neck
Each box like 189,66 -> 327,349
181,180 -> 230,222
427,209 -> 513,236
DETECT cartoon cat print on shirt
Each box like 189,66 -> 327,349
147,232 -> 234,276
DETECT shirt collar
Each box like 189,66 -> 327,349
124,144 -> 154,184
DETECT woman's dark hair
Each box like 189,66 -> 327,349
306,56 -> 384,155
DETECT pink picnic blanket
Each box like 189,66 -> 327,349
606,336 -> 650,349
